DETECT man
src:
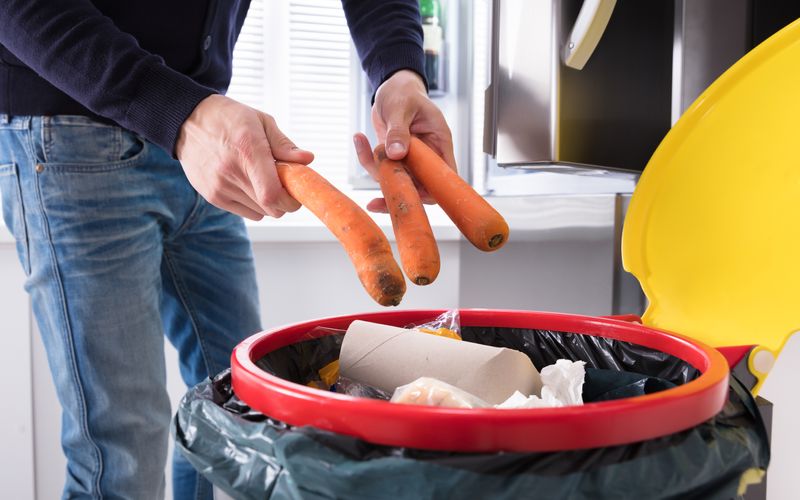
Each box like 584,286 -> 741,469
0,0 -> 454,498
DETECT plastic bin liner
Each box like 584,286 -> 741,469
173,326 -> 769,500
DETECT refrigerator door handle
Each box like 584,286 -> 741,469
563,0 -> 617,69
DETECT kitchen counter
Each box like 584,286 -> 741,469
0,191 -> 616,244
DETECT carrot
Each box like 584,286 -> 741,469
404,137 -> 509,251
375,145 -> 440,285
276,162 -> 406,306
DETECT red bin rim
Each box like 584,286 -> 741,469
230,309 -> 730,452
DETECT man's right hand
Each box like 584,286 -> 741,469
175,94 -> 314,220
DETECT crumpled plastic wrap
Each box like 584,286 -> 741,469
392,359 -> 587,409
406,309 -> 462,340
174,322 -> 770,500
391,377 -> 492,408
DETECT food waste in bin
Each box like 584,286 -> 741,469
339,318 -> 543,405
319,315 -> 587,409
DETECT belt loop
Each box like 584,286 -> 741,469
29,116 -> 46,162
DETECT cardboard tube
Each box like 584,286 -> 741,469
339,320 -> 542,405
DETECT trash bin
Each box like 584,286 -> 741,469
173,309 -> 769,500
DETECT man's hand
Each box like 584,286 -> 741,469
175,94 -> 314,220
365,69 -> 456,213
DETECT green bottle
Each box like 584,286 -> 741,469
420,0 -> 443,92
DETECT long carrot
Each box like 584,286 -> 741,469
276,162 -> 406,306
404,137 -> 509,251
375,144 -> 440,285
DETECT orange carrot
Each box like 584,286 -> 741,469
276,162 -> 406,306
404,137 -> 509,251
375,144 -> 440,285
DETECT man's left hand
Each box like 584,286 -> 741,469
361,69 -> 456,213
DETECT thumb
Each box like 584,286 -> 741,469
383,110 -> 414,161
259,113 -> 315,164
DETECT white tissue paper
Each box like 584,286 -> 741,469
390,359 -> 587,410
540,359 -> 586,406
493,390 -> 555,409
496,359 -> 586,409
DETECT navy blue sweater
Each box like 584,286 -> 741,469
0,0 -> 425,154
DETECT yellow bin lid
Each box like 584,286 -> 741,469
622,19 -> 800,394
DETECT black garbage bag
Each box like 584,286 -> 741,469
173,326 -> 769,500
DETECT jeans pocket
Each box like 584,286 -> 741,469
42,116 -> 147,171
0,163 -> 31,274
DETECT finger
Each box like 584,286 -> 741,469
231,186 -> 272,216
197,172 -> 268,220
242,139 -> 300,217
383,106 -> 414,160
438,140 -> 458,173
228,184 -> 286,219
218,199 -> 266,221
282,195 -> 302,213
266,163 -> 302,214
239,168 -> 300,214
260,113 -> 314,164
370,107 -> 388,144
255,116 -> 305,213
259,158 -> 301,215
417,186 -> 436,205
353,133 -> 379,181
366,197 -> 389,214
266,207 -> 287,219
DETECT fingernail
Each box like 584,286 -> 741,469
353,136 -> 361,151
387,142 -> 405,156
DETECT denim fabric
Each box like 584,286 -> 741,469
0,114 -> 262,499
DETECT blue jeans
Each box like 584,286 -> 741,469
0,114 -> 262,499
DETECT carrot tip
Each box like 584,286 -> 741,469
488,234 -> 505,249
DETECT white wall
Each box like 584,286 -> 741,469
0,245 -> 34,499
252,241 -> 461,327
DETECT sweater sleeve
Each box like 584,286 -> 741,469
341,0 -> 428,93
0,0 -> 215,154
